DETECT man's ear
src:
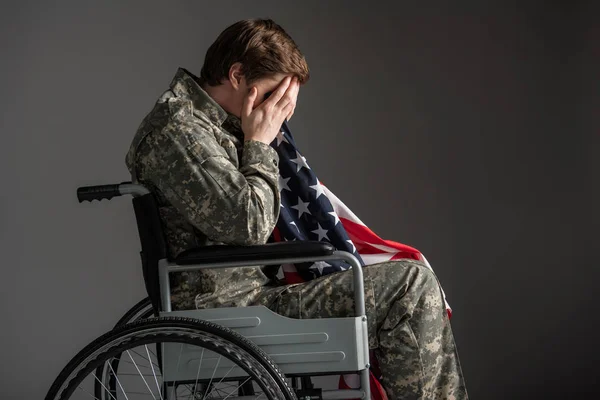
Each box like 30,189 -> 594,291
228,62 -> 245,90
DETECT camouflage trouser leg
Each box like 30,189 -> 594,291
253,259 -> 468,400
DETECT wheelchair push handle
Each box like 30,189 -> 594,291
77,184 -> 122,202
76,182 -> 150,203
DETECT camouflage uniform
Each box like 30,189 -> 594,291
126,68 -> 468,399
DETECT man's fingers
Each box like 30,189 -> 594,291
283,101 -> 295,122
264,76 -> 292,108
285,84 -> 298,121
242,87 -> 257,118
286,108 -> 294,122
286,80 -> 300,120
277,78 -> 299,110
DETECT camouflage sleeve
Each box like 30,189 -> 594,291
149,124 -> 281,246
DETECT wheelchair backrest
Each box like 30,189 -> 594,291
132,193 -> 168,313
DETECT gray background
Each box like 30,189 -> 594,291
0,1 -> 597,399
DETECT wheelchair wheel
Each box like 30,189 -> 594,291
46,317 -> 296,400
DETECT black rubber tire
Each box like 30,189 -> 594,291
113,296 -> 155,327
46,317 -> 297,400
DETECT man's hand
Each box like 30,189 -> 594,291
241,76 -> 299,145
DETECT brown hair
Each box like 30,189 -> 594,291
199,19 -> 310,87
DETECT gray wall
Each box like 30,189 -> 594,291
1,1 -> 596,399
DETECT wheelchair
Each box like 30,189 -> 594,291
45,182 -> 373,400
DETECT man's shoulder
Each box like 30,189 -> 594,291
168,67 -> 229,126
126,68 -> 231,175
125,93 -> 220,167
150,87 -> 218,133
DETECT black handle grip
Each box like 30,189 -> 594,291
77,184 -> 122,203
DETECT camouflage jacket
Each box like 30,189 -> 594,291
125,68 -> 282,310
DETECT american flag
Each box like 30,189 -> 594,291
268,121 -> 451,316
267,121 -> 451,398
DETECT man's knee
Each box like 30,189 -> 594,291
368,258 -> 439,288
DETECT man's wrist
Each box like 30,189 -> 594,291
244,137 -> 270,146
242,139 -> 279,168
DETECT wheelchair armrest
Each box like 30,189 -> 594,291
162,245 -> 367,320
174,241 -> 336,266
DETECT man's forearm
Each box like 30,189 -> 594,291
235,140 -> 281,244
152,135 -> 280,246
200,140 -> 281,245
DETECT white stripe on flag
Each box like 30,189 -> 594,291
360,253 -> 395,265
282,264 -> 297,272
320,183 -> 366,226
359,242 -> 406,254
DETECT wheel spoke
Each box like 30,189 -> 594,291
77,385 -> 101,400
190,348 -> 205,400
126,350 -> 157,400
92,371 -> 118,400
212,365 -> 238,392
202,356 -> 221,399
222,377 -> 251,400
129,348 -> 161,369
146,344 -> 164,400
169,343 -> 184,400
118,358 -> 156,371
107,360 -> 130,400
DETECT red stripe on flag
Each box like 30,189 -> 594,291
272,226 -> 282,242
284,271 -> 305,284
390,251 -> 421,261
340,217 -> 421,256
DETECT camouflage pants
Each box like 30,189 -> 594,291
251,259 -> 469,400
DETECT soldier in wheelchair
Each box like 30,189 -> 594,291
46,19 -> 467,400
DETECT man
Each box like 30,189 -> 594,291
125,18 -> 468,400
